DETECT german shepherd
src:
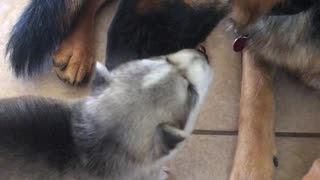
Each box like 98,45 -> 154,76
228,1 -> 320,180
6,0 -> 227,85
0,49 -> 213,179
6,0 -> 319,179
5,0 -> 310,84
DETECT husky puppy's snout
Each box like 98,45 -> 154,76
164,49 -> 213,132
165,49 -> 213,111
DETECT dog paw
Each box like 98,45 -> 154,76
54,33 -> 95,85
229,155 -> 275,180
303,159 -> 320,180
229,167 -> 274,180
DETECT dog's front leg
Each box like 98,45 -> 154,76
54,0 -> 108,85
229,51 -> 276,180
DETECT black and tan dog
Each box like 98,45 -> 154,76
6,0 -> 310,85
229,1 -> 320,180
6,0 -> 320,179
6,0 -> 227,85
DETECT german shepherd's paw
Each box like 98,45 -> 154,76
229,168 -> 274,180
54,31 -> 95,85
303,159 -> 320,180
229,153 -> 275,180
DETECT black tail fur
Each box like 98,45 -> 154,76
6,0 -> 85,77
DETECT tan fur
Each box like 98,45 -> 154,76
231,0 -> 283,27
64,0 -> 83,24
229,51 -> 276,180
303,159 -> 320,180
1,0 -> 318,178
228,1 -> 320,179
230,30 -> 320,180
54,0 -> 107,85
228,41 -> 320,179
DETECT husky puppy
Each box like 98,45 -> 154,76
0,49 -> 213,180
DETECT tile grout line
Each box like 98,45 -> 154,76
193,130 -> 320,138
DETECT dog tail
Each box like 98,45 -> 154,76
6,0 -> 85,77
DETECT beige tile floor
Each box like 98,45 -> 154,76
0,1 -> 319,180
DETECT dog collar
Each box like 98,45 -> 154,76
233,35 -> 249,52
232,26 -> 249,53
226,19 -> 249,52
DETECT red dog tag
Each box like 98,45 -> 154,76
233,36 -> 249,52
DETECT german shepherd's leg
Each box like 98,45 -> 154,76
229,51 -> 276,180
54,0 -> 107,85
303,159 -> 320,180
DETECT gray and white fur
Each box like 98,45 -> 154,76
0,49 -> 213,180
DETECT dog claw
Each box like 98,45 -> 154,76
273,156 -> 279,168
53,61 -> 68,71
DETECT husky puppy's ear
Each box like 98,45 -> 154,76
157,123 -> 187,155
92,62 -> 111,95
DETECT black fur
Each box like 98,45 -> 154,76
270,0 -> 317,15
6,0 -> 314,77
6,0 -> 85,76
310,2 -> 320,40
106,0 -> 228,70
158,124 -> 185,154
0,97 -> 76,170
